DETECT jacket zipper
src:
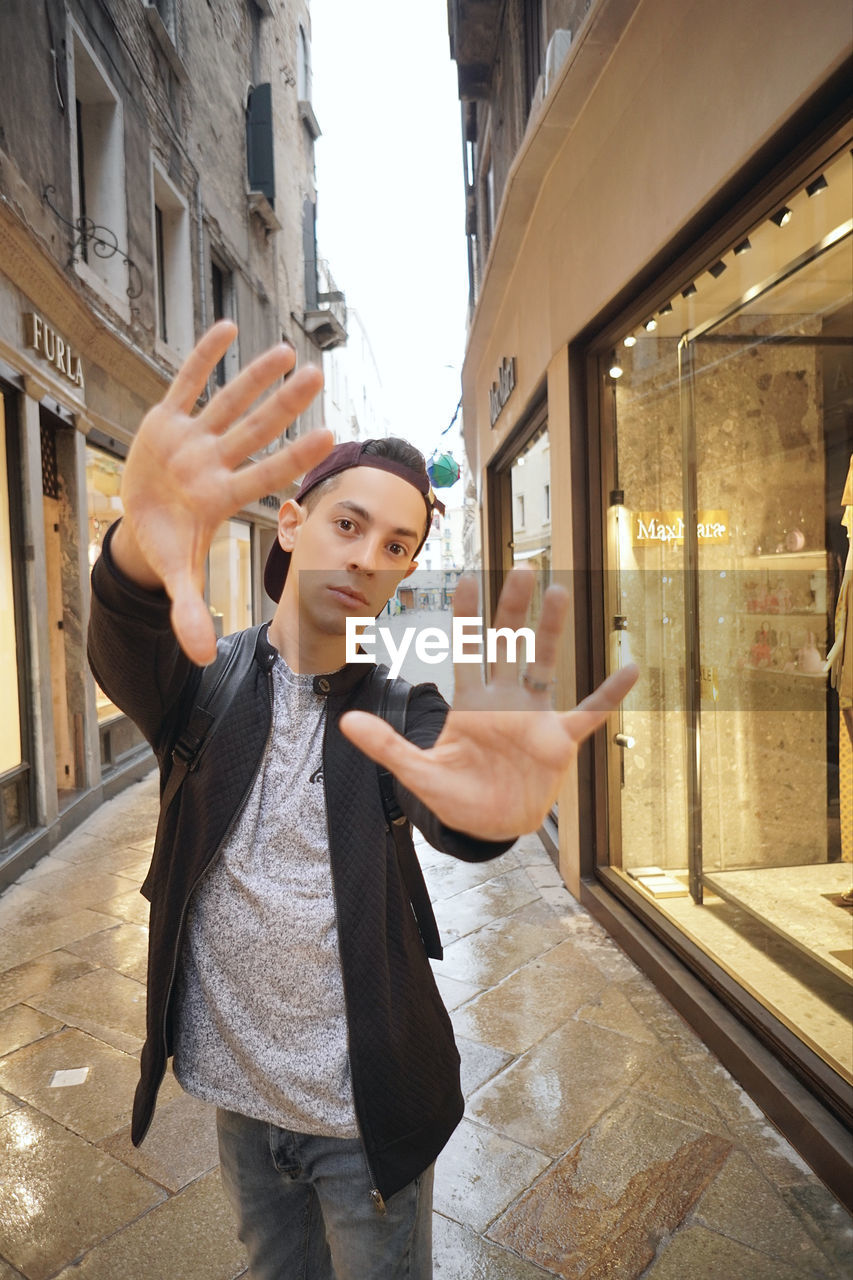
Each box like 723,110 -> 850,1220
139,665 -> 277,1147
322,701 -> 387,1215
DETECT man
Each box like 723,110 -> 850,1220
87,321 -> 637,1279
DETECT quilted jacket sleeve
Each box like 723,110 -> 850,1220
392,679 -> 519,863
87,520 -> 201,758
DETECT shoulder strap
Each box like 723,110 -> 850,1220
161,625 -> 262,816
370,667 -> 443,961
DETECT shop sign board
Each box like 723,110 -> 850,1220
24,313 -> 85,391
489,356 -> 516,426
632,510 -> 729,546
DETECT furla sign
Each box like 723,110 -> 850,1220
24,313 -> 85,391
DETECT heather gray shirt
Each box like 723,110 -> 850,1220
171,653 -> 359,1138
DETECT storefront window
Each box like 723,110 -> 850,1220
86,444 -> 125,722
602,144 -> 852,1088
0,391 -> 22,775
510,421 -> 551,627
209,519 -> 253,637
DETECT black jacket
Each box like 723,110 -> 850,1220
87,521 -> 515,1201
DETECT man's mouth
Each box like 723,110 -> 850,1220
327,585 -> 369,608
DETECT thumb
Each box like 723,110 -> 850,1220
170,579 -> 218,667
338,709 -> 414,771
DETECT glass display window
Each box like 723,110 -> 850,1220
208,519 -> 253,638
600,143 -> 853,1090
86,443 -> 125,723
510,421 -> 551,629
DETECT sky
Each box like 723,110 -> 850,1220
309,0 -> 468,486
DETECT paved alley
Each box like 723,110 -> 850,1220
0,771 -> 850,1279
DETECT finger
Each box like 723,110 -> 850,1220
168,576 -> 220,666
521,583 -> 569,690
490,564 -> 536,685
163,321 -> 239,413
218,363 -> 324,467
338,709 -> 429,783
560,664 -> 640,744
228,421 -> 335,510
202,343 -> 300,440
450,574 -> 483,697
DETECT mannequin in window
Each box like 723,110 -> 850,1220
825,454 -> 852,889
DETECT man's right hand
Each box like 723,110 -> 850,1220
111,320 -> 332,666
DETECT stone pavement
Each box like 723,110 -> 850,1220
0,771 -> 850,1279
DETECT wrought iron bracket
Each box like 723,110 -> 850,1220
43,185 -> 143,301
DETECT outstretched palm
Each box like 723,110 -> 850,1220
339,569 -> 639,839
115,321 -> 333,664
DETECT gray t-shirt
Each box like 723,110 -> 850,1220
171,652 -> 359,1138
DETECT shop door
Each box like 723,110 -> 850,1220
40,414 -> 77,802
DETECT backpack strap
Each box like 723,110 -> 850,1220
161,625 -> 262,816
370,667 -> 443,961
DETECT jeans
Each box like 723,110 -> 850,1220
215,1107 -> 434,1280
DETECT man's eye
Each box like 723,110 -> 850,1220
337,519 -> 354,532
389,543 -> 406,556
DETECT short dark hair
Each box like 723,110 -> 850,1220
299,436 -> 432,550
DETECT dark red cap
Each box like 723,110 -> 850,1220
264,439 -> 446,603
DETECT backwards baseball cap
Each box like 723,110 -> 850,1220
264,438 -> 447,603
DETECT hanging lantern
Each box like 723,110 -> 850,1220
427,451 -> 461,488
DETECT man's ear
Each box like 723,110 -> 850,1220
277,499 -> 305,551
402,559 -> 418,580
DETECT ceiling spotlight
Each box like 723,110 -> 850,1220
770,206 -> 793,227
708,260 -> 727,279
643,318 -> 657,332
682,282 -> 697,298
623,334 -> 637,347
806,173 -> 828,197
733,238 -> 752,255
609,351 -> 623,379
659,301 -> 673,315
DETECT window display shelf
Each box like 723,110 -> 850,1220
737,610 -> 825,618
741,666 -> 827,679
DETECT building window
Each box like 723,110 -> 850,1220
544,482 -> 550,522
523,0 -> 543,110
599,142 -> 853,1095
209,519 -> 253,637
152,162 -> 193,358
515,494 -> 525,529
246,83 -> 276,205
71,28 -> 128,305
211,257 -> 237,386
297,24 -> 311,102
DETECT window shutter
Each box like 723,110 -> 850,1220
246,83 -> 275,205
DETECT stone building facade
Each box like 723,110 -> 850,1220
448,0 -> 852,1202
0,0 -> 343,882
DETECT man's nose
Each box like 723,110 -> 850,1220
348,534 -> 384,573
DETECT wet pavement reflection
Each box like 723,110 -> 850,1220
0,772 -> 849,1278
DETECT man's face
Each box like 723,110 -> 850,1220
279,465 -> 425,632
